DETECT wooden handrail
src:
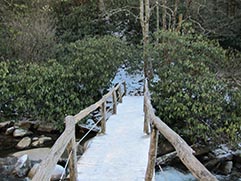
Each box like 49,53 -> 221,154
144,79 -> 217,181
32,81 -> 126,181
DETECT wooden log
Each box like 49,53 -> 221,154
143,92 -> 150,134
145,126 -> 159,181
156,150 -> 177,165
101,101 -> 106,134
32,116 -> 75,181
118,86 -> 123,103
123,81 -> 127,96
112,90 -> 117,114
66,117 -> 78,181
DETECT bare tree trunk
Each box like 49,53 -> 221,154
185,0 -> 192,18
176,13 -> 183,32
227,0 -> 236,17
172,0 -> 179,31
162,0 -> 167,30
156,0 -> 160,32
140,0 -> 152,78
98,0 -> 106,14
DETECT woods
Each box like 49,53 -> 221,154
0,0 -> 240,161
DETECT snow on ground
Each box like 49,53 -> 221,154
77,96 -> 150,181
111,67 -> 144,96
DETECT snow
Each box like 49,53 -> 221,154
77,96 -> 151,181
111,68 -> 144,95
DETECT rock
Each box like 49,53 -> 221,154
5,126 -> 15,135
17,121 -> 32,129
51,164 -> 65,181
219,161 -> 233,175
0,121 -> 11,130
233,150 -> 241,164
28,163 -> 65,180
31,141 -> 39,147
204,158 -> 220,170
12,154 -> 31,177
192,144 -> 210,156
12,148 -> 50,161
38,136 -> 52,144
37,124 -> 55,133
13,128 -> 32,137
16,137 -> 31,149
0,156 -> 18,174
32,137 -> 39,141
31,136 -> 52,147
27,163 -> 39,179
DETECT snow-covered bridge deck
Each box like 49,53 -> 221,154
77,96 -> 150,181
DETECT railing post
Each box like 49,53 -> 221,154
101,101 -> 106,133
145,125 -> 159,181
65,116 -> 78,181
112,90 -> 117,114
118,86 -> 123,103
143,96 -> 149,134
123,81 -> 127,96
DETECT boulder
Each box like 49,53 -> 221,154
0,156 -> 18,174
37,124 -> 55,133
0,121 -> 11,130
233,150 -> 241,164
12,148 -> 50,161
219,161 -> 233,175
5,126 -> 15,135
32,137 -> 39,141
31,136 -> 52,147
28,163 -> 65,180
51,164 -> 65,181
38,136 -> 52,144
13,128 -> 32,137
27,163 -> 39,179
192,144 -> 210,156
31,141 -> 39,147
17,121 -> 32,129
16,137 -> 31,149
12,154 -> 31,177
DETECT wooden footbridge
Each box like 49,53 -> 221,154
32,80 -> 217,181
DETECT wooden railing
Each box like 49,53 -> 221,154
32,81 -> 126,181
143,79 -> 217,181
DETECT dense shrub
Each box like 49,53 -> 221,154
0,36 -> 135,130
0,0 -> 56,62
53,0 -> 107,43
150,31 -> 241,146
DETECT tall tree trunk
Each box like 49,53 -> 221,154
176,13 -> 183,32
140,0 -> 152,78
227,0 -> 236,17
98,0 -> 106,14
156,0 -> 160,32
162,0 -> 167,30
185,0 -> 192,18
172,0 -> 179,31
156,0 -> 160,43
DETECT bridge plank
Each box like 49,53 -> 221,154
77,96 -> 150,181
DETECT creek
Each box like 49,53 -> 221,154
155,167 -> 241,181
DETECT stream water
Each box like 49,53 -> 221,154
155,167 -> 196,181
156,167 -> 241,181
